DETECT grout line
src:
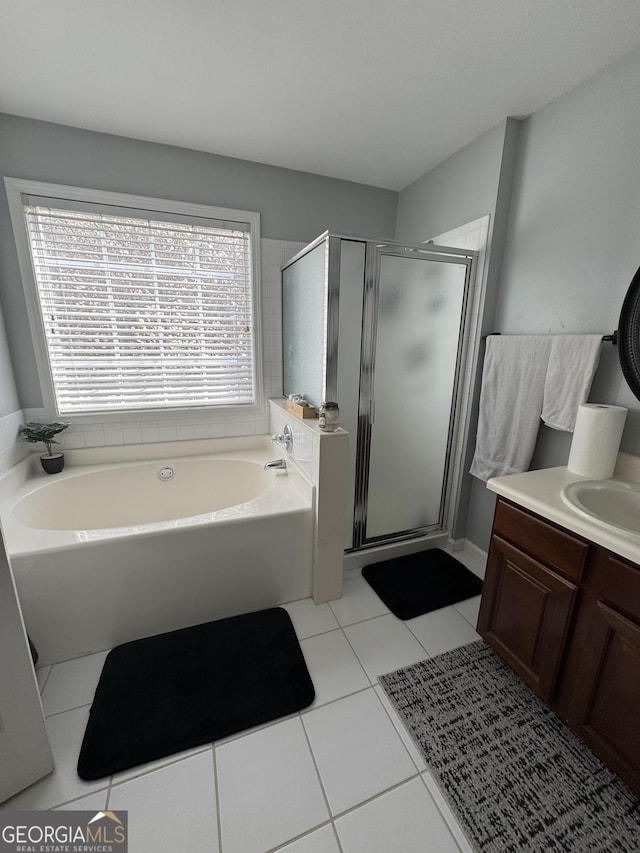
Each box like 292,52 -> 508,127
298,715 -> 338,847
302,683 -> 373,719
419,772 -> 471,853
330,772 -> 423,822
109,745 -> 214,787
262,820 -> 338,853
331,820 -> 345,853
293,622 -> 342,642
367,685 -> 428,773
43,701 -> 94,719
373,685 -> 428,774
452,600 -> 481,631
336,624 -> 377,687
37,666 -> 53,694
327,609 -> 393,633
40,784 -> 111,812
213,710 -> 301,749
212,747 -> 223,853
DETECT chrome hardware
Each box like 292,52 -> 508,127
271,423 -> 293,452
158,466 -> 174,481
264,458 -> 287,470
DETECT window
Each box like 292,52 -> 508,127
6,180 -> 261,416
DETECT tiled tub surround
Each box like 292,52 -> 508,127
2,553 -> 485,853
21,238 -> 307,452
269,399 -> 348,603
0,409 -> 32,475
1,436 -> 315,665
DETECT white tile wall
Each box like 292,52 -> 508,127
0,409 -> 32,476
269,398 -> 348,602
21,238 -> 307,454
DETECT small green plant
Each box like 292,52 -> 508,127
19,421 -> 69,457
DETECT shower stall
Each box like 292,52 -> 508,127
282,232 -> 476,552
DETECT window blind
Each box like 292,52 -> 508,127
24,204 -> 256,415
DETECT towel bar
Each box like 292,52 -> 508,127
483,332 -> 618,344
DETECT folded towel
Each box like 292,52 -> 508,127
469,335 -> 553,482
541,335 -> 602,432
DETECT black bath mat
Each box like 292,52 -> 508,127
362,549 -> 483,620
77,607 -> 315,780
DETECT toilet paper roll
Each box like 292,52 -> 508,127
567,404 -> 628,479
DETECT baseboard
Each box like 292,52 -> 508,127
343,532 -> 449,576
446,537 -> 466,553
343,535 -> 488,581
462,539 -> 488,566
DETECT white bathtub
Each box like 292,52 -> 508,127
1,438 -> 314,665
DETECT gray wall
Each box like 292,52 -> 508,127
465,47 -> 640,550
0,301 -> 20,417
395,119 -> 512,243
0,113 -> 398,408
395,117 -> 521,543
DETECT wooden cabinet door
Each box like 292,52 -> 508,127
568,555 -> 640,796
478,535 -> 578,702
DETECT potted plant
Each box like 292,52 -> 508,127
19,421 -> 69,474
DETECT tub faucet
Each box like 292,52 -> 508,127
264,458 -> 287,470
271,423 -> 293,452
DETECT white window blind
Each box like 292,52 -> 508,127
23,203 -> 257,415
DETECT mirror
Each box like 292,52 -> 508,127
618,264 -> 640,401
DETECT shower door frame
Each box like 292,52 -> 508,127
351,240 -> 476,552
281,231 -> 476,552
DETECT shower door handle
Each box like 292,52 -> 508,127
369,399 -> 375,424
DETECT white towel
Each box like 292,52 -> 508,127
541,335 -> 602,432
469,335 -> 553,482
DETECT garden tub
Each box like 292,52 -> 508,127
0,438 -> 314,664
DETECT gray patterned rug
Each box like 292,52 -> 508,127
379,641 -> 639,852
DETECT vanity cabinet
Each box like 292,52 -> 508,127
478,497 -> 640,797
478,500 -> 585,702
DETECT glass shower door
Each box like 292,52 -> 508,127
359,247 -> 471,544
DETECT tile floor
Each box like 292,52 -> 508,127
2,548 -> 485,853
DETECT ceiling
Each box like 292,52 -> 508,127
2,1 -> 640,191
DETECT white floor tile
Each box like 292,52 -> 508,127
36,665 -> 51,693
453,594 -> 482,629
57,790 -> 109,811
303,689 -> 416,816
328,577 -> 390,626
343,614 -> 427,682
111,744 -> 213,784
373,685 -> 426,772
453,547 -> 486,579
335,777 -> 460,853
283,598 -> 340,639
301,629 -> 370,708
422,772 -> 475,853
41,651 -> 109,716
0,706 -> 107,810
109,751 -> 218,853
216,717 -> 328,853
407,606 -> 479,657
274,824 -> 341,853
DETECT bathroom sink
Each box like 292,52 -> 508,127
561,479 -> 640,534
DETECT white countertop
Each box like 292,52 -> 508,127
486,461 -> 640,565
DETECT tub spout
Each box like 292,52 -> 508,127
264,458 -> 287,470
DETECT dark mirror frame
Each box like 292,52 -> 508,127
618,264 -> 640,401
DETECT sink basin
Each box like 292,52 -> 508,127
561,479 -> 640,534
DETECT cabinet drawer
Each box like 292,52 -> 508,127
479,535 -> 578,702
494,499 -> 588,582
